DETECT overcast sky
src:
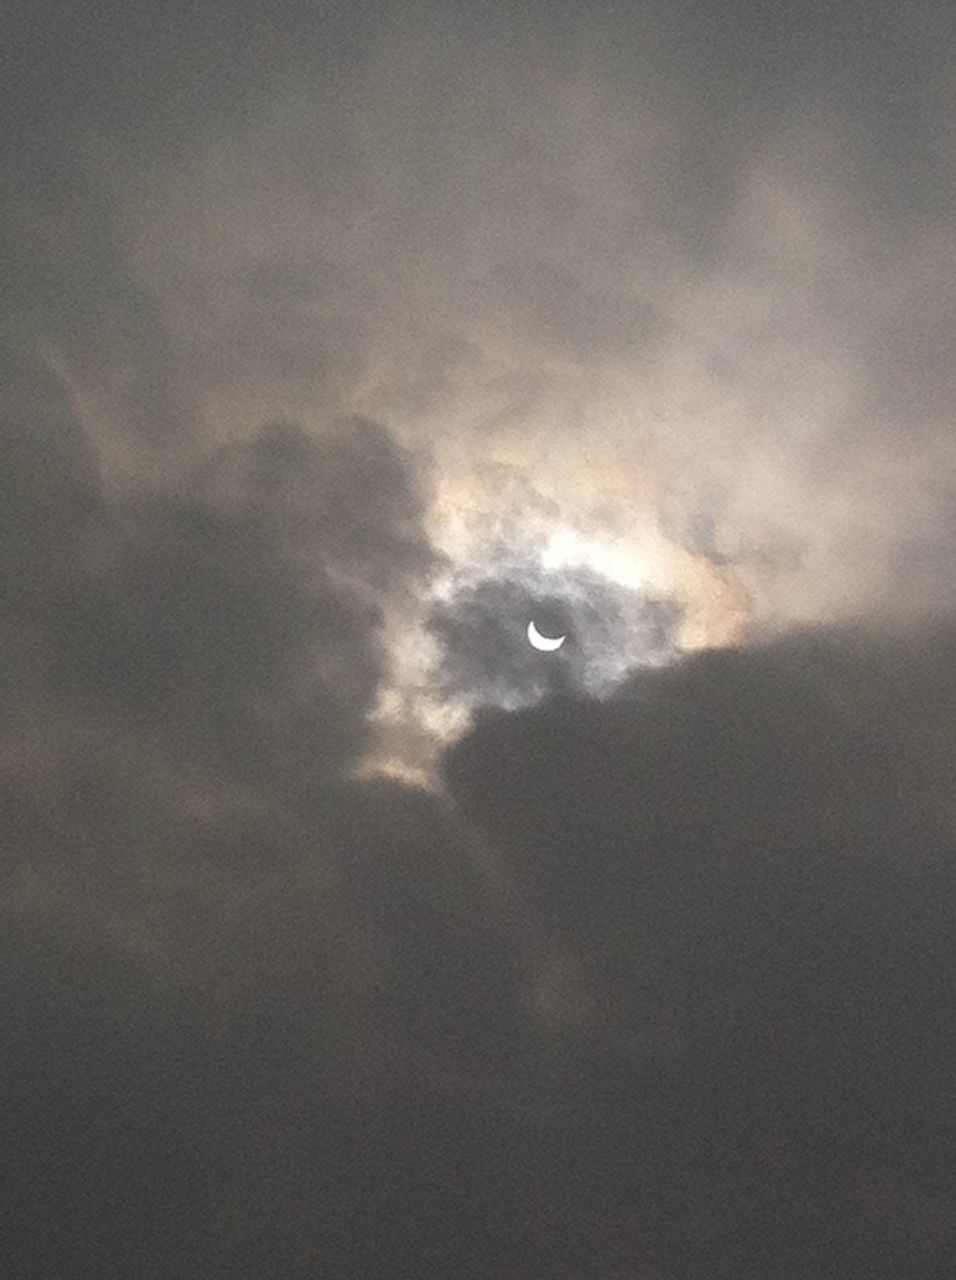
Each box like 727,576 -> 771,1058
4,1 -> 956,1275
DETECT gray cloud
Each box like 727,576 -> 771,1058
6,596 -> 956,1274
442,623 -> 956,1271
4,0 -> 956,1274
427,565 -> 683,708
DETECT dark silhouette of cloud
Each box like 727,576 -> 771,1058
441,624 -> 956,1274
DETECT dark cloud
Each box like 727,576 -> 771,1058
196,415 -> 438,596
442,623 -> 956,1274
0,380 -> 533,1273
6,587 -> 956,1274
5,0 -> 956,1274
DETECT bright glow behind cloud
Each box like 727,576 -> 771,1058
538,524 -> 649,590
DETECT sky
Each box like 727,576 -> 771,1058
3,0 -> 956,1274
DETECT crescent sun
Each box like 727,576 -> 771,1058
527,619 -> 566,651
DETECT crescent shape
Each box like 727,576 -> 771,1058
527,619 -> 566,651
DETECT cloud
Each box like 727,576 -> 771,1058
4,0 -> 956,1274
196,415 -> 438,598
4,365 -> 956,1273
427,564 -> 683,708
7,594 -> 956,1274
440,621 -> 956,1270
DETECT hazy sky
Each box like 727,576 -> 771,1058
4,1 -> 956,1275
